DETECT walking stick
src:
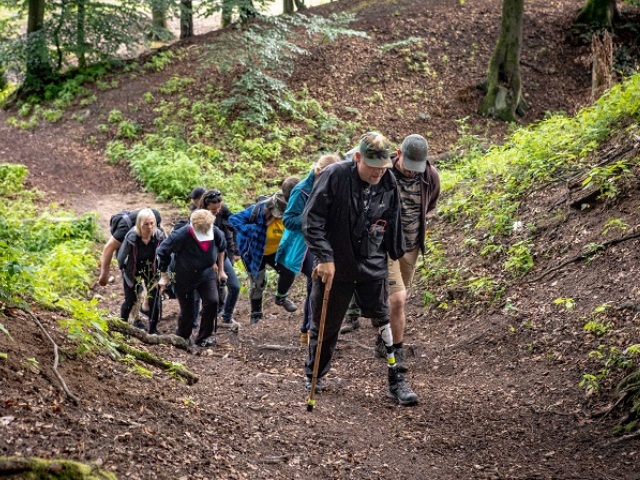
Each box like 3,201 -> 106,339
307,282 -> 331,412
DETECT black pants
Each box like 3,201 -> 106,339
304,277 -> 388,378
120,273 -> 161,331
176,277 -> 218,344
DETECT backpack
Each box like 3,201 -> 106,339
109,210 -> 134,236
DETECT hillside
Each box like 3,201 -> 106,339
2,0 -> 640,479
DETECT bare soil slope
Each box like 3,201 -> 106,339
2,0 -> 640,479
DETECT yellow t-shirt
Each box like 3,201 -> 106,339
264,218 -> 284,255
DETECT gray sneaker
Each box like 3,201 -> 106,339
303,376 -> 324,393
219,318 -> 240,332
339,316 -> 361,334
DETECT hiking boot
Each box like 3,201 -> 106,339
197,336 -> 216,348
132,319 -> 147,330
275,295 -> 298,313
219,318 -> 240,332
339,316 -> 361,334
250,312 -> 263,325
300,331 -> 309,345
387,368 -> 418,406
394,346 -> 409,373
303,376 -> 324,393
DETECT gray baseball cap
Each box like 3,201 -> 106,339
400,134 -> 429,173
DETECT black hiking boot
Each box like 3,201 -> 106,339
275,294 -> 298,312
387,368 -> 418,406
250,312 -> 263,325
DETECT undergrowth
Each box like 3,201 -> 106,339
0,163 -> 113,355
420,73 -> 640,432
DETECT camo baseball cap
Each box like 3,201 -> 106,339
359,132 -> 392,168
400,134 -> 429,173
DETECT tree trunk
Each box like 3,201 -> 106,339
294,0 -> 306,10
149,0 -> 172,41
284,0 -> 294,14
24,0 -> 53,93
591,30 -> 614,100
0,63 -> 7,91
180,0 -> 194,39
478,0 -> 525,122
575,0 -> 619,29
222,0 -> 233,27
77,0 -> 87,68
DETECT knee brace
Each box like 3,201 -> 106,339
376,321 -> 397,368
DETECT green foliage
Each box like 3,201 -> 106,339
581,160 -> 633,200
503,240 -> 534,276
206,12 -> 366,125
379,37 -> 423,54
144,50 -> 175,72
553,297 -> 576,312
0,163 -> 112,355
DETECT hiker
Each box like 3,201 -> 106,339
189,186 -> 207,211
199,189 -> 241,330
373,134 -> 440,372
229,190 -> 298,324
276,154 -> 340,344
301,131 -> 419,406
98,208 -> 162,287
157,209 -> 227,347
116,209 -> 166,334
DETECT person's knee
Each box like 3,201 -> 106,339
389,290 -> 407,309
370,316 -> 390,328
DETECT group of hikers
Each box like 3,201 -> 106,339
98,131 -> 440,406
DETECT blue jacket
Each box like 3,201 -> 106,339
229,202 -> 268,277
276,169 -> 314,274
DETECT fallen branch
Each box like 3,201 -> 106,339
107,318 -> 192,352
257,344 -> 300,352
0,456 -> 116,479
24,310 -> 80,405
525,230 -> 640,284
598,430 -> 640,448
115,342 -> 198,385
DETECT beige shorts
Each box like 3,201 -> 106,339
387,247 -> 420,296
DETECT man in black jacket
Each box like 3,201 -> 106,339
302,131 -> 418,405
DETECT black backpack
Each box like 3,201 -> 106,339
109,210 -> 134,236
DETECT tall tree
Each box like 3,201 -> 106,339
149,0 -> 172,41
478,0 -> 525,122
76,0 -> 87,68
575,0 -> 619,29
283,0 -> 305,14
24,0 -> 54,93
180,0 -> 194,38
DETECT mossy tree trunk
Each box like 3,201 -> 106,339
0,63 -> 7,91
180,0 -> 194,39
77,0 -> 87,68
575,0 -> 619,29
149,0 -> 172,41
23,0 -> 54,94
284,0 -> 305,13
478,0 -> 525,123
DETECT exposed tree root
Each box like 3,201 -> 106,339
23,310 -> 80,405
106,318 -> 192,352
114,342 -> 199,385
0,456 -> 117,479
526,230 -> 640,283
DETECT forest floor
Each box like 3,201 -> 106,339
2,0 -> 640,478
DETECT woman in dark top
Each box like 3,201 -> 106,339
157,209 -> 227,347
116,208 -> 166,334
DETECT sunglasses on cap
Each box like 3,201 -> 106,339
203,189 -> 222,204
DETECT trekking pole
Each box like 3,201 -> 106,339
307,282 -> 331,412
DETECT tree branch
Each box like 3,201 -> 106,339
0,456 -> 117,479
525,230 -> 640,284
24,310 -> 80,405
115,342 -> 198,385
107,318 -> 192,352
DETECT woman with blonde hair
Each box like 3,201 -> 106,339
116,208 -> 166,334
157,209 -> 227,347
276,153 -> 341,343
